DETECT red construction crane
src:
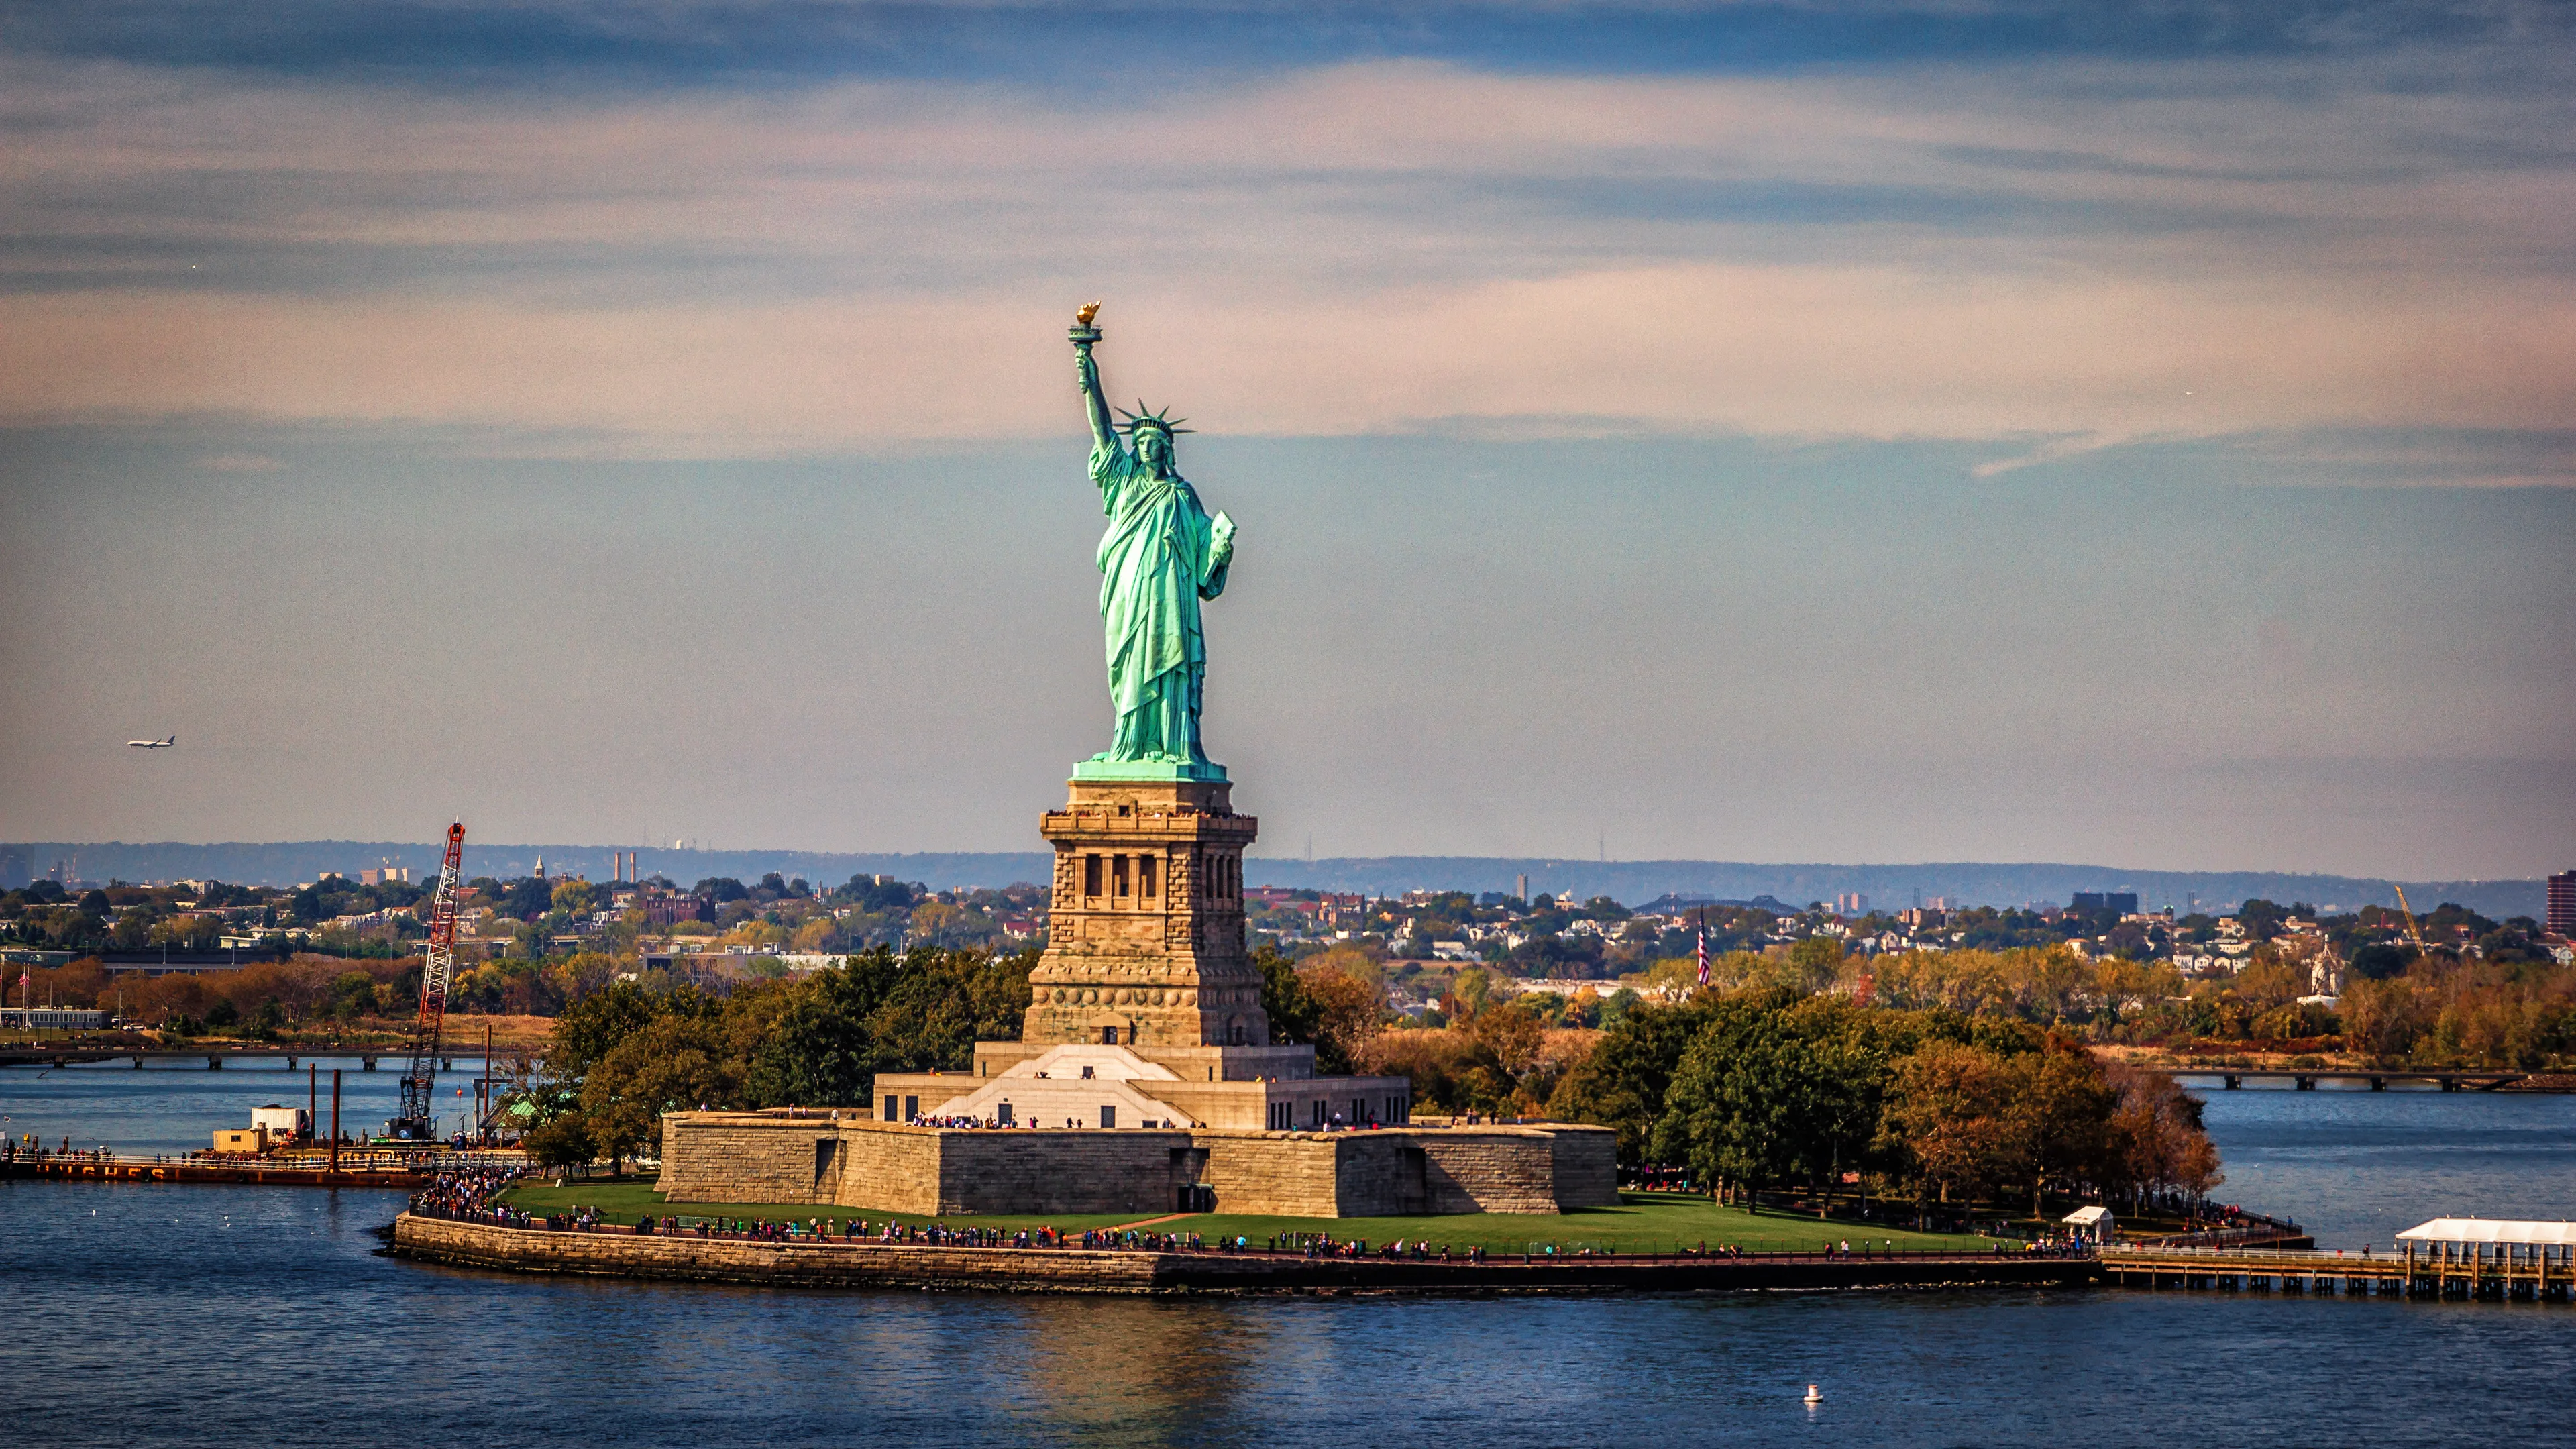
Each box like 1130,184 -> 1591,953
390,822 -> 465,1142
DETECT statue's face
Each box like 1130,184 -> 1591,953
1136,428 -> 1172,470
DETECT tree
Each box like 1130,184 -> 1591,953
549,980 -> 668,1081
1299,951 -> 1386,1075
497,877 -> 553,921
2103,1063 -> 2222,1203
2341,977 -> 2426,1061
576,1014 -> 742,1166
549,879 -> 598,917
1258,947 -> 1323,1049
744,951 -> 901,1106
2015,1038 -> 2121,1217
1786,936 -> 1845,994
521,1112 -> 594,1169
1547,997 -> 1713,1165
1880,1040 -> 2023,1205
1361,1028 -> 1511,1116
1652,991 -> 1882,1200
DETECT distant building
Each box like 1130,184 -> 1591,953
1834,892 -> 1868,914
641,893 -> 714,927
3,1006 -> 110,1030
2072,891 -> 2138,914
360,865 -> 411,886
0,844 -> 28,890
2549,871 -> 2576,938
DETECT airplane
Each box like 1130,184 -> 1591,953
126,735 -> 176,749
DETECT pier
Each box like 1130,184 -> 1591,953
2,1148 -> 526,1190
2103,1219 -> 2576,1303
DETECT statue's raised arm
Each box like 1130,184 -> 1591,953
1071,301 -> 1118,455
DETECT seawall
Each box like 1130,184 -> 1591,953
388,1214 -> 2098,1296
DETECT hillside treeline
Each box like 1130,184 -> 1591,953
1616,941 -> 2575,1069
15,955 -> 426,1036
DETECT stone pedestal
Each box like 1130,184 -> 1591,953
1021,777 -> 1270,1055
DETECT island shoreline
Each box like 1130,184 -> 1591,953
386,1212 -> 2100,1296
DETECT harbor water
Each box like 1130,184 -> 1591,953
3,1068 -> 2570,1448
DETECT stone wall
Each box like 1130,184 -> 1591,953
658,1113 -> 843,1206
1548,1126 -> 1619,1209
926,1129 -> 1196,1216
828,1122 -> 948,1214
657,1110 -> 1617,1218
1418,1132 -> 1568,1214
1193,1131 -> 1344,1216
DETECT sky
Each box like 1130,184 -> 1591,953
1,1 -> 2570,880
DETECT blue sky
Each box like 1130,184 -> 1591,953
1,2 -> 2569,877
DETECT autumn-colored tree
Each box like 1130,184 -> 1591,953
2015,1037 -> 2121,1217
2103,1063 -> 2222,1203
2340,976 -> 2427,1062
1360,1028 -> 1513,1116
1879,1040 -> 2025,1205
1299,951 -> 1388,1076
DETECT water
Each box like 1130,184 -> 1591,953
2184,1080 -> 2576,1248
5,1070 -> 2572,1448
0,1053 -> 470,1154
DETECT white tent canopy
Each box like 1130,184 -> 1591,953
2061,1206 -> 2113,1227
2394,1219 -> 2576,1245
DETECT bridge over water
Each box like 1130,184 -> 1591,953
0,1046 -> 497,1072
2169,1067 -> 2571,1092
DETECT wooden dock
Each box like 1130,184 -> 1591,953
3,1154 -> 430,1188
3,1148 -> 525,1189
2101,1244 -> 2574,1302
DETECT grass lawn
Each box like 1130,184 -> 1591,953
494,1183 -> 1991,1254
1175,1193 -> 1990,1256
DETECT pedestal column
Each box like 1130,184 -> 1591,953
1022,778 -> 1267,1050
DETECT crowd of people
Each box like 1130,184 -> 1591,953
406,1165 -> 546,1226
1275,1233 -> 1479,1261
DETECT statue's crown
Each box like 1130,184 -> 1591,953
1115,402 -> 1191,437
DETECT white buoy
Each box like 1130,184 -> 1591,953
1803,1384 -> 1823,1405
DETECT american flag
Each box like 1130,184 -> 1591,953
1695,922 -> 1709,989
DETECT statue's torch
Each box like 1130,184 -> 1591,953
1069,300 -> 1103,348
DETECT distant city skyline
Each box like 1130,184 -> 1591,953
0,839 -> 2551,924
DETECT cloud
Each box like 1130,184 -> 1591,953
0,44 -> 2569,465
191,451 -> 283,472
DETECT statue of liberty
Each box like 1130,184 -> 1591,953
1069,303 -> 1235,780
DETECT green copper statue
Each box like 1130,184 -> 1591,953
1069,303 -> 1235,781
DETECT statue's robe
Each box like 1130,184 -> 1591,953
1091,438 -> 1232,763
